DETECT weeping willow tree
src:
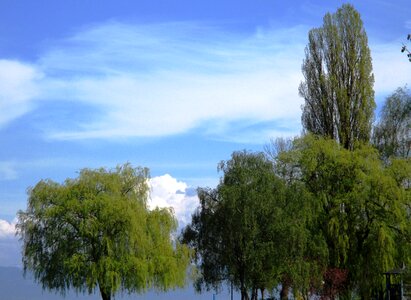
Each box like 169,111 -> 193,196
182,151 -> 322,300
276,135 -> 410,298
373,87 -> 411,160
16,164 -> 190,300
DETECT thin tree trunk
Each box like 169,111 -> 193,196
280,282 -> 290,300
99,285 -> 111,300
261,288 -> 265,300
251,287 -> 257,300
241,288 -> 249,300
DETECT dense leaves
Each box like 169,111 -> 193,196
182,151 -> 322,300
16,164 -> 190,300
184,137 -> 410,299
276,135 -> 410,298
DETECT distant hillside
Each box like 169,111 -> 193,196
0,266 -> 222,300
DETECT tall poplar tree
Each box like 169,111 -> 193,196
299,4 -> 375,150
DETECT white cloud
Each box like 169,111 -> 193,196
38,22 -> 411,142
0,60 -> 42,128
0,219 -> 16,239
37,22 -> 307,142
148,174 -> 199,227
0,22 -> 409,142
0,219 -> 20,267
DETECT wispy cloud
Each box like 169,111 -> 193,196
0,60 -> 42,128
36,22 -> 307,142
1,21 -> 409,142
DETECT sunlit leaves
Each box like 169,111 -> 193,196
16,164 -> 189,300
281,135 -> 410,298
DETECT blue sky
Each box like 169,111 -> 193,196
0,0 -> 410,267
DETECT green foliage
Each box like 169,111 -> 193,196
299,4 -> 375,150
182,151 -> 321,300
277,135 -> 410,298
16,164 -> 190,300
373,87 -> 411,160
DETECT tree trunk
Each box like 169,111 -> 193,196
260,288 -> 265,300
251,287 -> 257,300
99,285 -> 111,300
241,288 -> 249,300
240,271 -> 248,300
280,282 -> 290,300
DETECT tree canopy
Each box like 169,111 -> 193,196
275,135 -> 410,298
16,164 -> 190,300
299,4 -> 375,150
181,151 -> 323,300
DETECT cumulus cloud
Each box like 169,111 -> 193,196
0,219 -> 20,267
0,219 -> 17,239
148,174 -> 199,227
0,60 -> 42,128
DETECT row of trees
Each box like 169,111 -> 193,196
181,133 -> 410,300
182,3 -> 410,300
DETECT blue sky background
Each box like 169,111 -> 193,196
0,0 -> 410,270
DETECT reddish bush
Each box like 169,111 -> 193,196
321,268 -> 349,300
